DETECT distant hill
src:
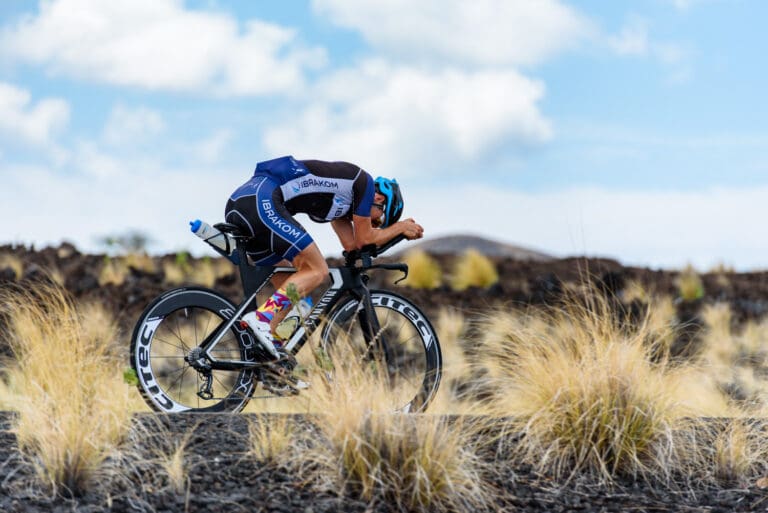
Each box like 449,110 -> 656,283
396,234 -> 554,261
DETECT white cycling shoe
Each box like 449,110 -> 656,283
239,311 -> 280,359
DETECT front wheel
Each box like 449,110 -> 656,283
130,287 -> 258,413
321,290 -> 442,412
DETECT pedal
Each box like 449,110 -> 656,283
258,352 -> 308,396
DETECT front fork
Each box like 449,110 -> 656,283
355,285 -> 395,377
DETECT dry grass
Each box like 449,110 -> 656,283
710,420 -> 768,484
475,291 -> 731,484
672,418 -> 768,488
401,250 -> 442,289
155,430 -> 193,494
301,348 -> 493,511
0,283 -> 134,495
247,414 -> 300,463
428,307 -> 481,415
450,248 -> 498,291
699,302 -> 768,409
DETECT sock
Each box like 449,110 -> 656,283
255,288 -> 292,324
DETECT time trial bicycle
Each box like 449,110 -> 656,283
129,222 -> 442,414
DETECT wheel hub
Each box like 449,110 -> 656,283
185,347 -> 211,371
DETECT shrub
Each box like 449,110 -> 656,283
676,264 -> 704,302
402,250 -> 442,289
99,253 -> 158,287
450,249 -> 498,291
98,256 -> 129,286
163,254 -> 234,288
0,252 -> 24,279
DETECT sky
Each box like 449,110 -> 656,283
2,0 -> 768,271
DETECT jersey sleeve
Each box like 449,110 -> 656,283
353,171 -> 375,217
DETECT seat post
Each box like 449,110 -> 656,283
235,247 -> 276,299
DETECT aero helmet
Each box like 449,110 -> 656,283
374,176 -> 404,228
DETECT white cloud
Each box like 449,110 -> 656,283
312,0 -> 591,66
606,17 -> 692,83
0,81 -> 69,147
74,141 -> 124,179
1,0 -> 325,95
103,105 -> 166,146
608,17 -> 649,56
196,129 -> 234,163
668,0 -> 707,11
263,61 -> 551,176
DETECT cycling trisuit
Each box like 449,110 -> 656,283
225,156 -> 375,265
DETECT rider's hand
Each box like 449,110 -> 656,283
400,218 -> 424,240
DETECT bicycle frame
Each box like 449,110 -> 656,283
196,240 -> 393,371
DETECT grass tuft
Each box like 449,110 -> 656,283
247,414 -> 299,464
303,348 -> 492,511
0,283 -> 133,496
477,290 -> 728,484
673,418 -> 768,488
155,430 -> 193,494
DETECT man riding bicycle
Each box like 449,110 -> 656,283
225,155 -> 424,361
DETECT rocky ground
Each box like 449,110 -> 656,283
3,243 -> 768,511
1,412 -> 767,513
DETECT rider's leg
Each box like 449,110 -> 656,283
266,244 -> 328,331
242,243 -> 328,344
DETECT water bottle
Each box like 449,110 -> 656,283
275,297 -> 314,340
190,219 -> 238,263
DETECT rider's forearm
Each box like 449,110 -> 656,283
358,222 -> 410,248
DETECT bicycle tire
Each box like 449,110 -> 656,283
130,287 -> 258,413
321,289 -> 442,412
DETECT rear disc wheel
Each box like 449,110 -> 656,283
130,287 -> 259,413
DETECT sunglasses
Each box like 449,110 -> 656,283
372,202 -> 385,210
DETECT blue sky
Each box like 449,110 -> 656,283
2,0 -> 768,270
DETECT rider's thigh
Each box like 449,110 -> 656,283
290,243 -> 329,291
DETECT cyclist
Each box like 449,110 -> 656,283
225,155 -> 424,358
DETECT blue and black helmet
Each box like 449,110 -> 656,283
374,176 -> 404,228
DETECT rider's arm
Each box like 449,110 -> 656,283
352,214 -> 423,248
331,218 -> 357,252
